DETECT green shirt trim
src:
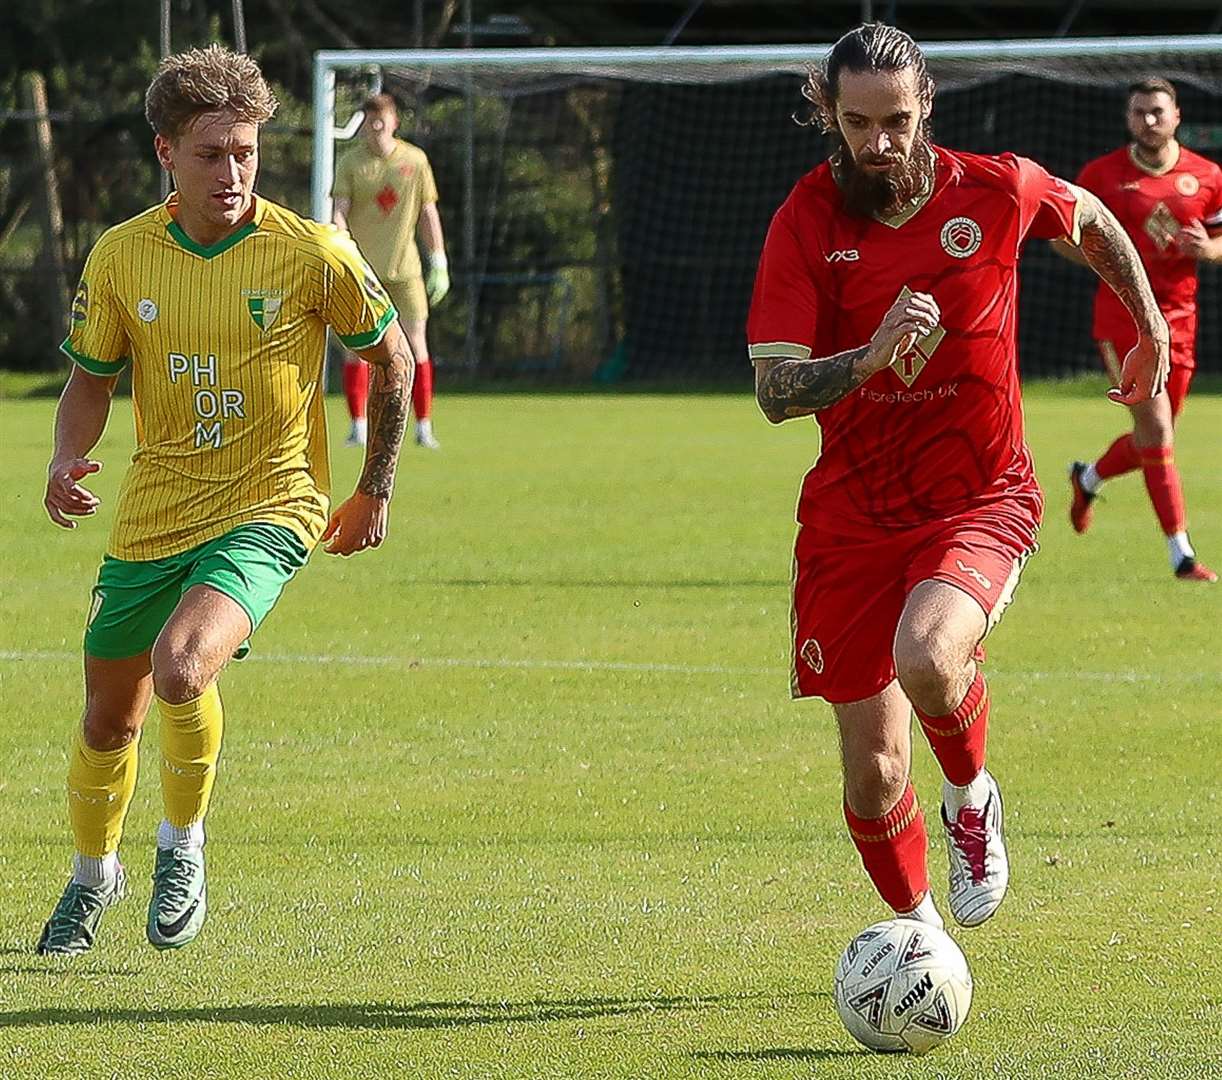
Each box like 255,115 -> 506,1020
60,338 -> 128,375
166,218 -> 258,259
338,305 -> 397,350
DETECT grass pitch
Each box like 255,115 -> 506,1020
0,383 -> 1218,1079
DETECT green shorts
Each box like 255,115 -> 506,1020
84,523 -> 309,661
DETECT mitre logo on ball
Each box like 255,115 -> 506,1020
940,216 -> 983,258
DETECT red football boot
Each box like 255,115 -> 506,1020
1068,462 -> 1096,535
1175,558 -> 1218,583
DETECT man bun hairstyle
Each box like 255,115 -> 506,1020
145,44 -> 278,141
801,23 -> 935,133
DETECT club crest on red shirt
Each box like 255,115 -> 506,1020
940,216 -> 982,258
1175,173 -> 1200,196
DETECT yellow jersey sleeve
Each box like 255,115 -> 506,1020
420,155 -> 439,204
318,225 -> 397,349
60,239 -> 130,375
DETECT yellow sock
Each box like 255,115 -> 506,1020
67,731 -> 140,859
158,683 -> 224,829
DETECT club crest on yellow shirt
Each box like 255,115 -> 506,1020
243,289 -> 284,331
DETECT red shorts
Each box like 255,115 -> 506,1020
791,505 -> 1039,705
1097,313 -> 1195,418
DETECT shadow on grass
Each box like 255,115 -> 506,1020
0,992 -> 801,1031
0,946 -> 140,979
692,1048 -> 864,1063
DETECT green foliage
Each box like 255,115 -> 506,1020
419,88 -> 616,373
0,3 -> 324,370
0,386 -> 1218,1077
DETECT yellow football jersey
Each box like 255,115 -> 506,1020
332,139 -> 438,281
62,194 -> 396,561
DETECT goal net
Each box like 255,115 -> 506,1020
312,37 -> 1222,384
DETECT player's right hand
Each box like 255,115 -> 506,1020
44,458 -> 102,529
868,291 -> 941,371
1109,327 -> 1170,405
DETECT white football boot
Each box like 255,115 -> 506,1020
941,768 -> 1009,927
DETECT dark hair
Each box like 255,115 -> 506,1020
801,23 -> 935,132
362,93 -> 399,116
1127,77 -> 1177,105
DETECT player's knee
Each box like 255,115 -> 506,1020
1134,417 -> 1173,449
1133,398 -> 1174,448
150,638 -> 210,704
844,750 -> 908,819
81,703 -> 142,751
893,628 -> 963,709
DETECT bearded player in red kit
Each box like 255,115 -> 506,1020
1063,78 -> 1220,582
748,25 -> 1168,930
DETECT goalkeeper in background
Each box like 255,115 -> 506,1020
1059,77 -> 1220,582
333,93 -> 449,450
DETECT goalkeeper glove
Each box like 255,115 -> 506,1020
425,252 -> 450,305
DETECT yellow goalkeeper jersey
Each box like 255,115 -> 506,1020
61,194 -> 396,561
332,139 -> 438,281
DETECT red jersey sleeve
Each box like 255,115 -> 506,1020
746,200 -> 822,362
1013,154 -> 1082,243
1203,163 -> 1222,235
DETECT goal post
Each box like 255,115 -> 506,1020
312,36 -> 1222,383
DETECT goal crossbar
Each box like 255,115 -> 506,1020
310,34 -> 1222,222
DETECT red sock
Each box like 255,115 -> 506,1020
1095,433 -> 1140,480
1140,445 -> 1186,535
843,780 -> 929,914
916,671 -> 989,787
412,357 -> 433,420
343,358 -> 369,421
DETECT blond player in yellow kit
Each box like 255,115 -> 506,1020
333,94 -> 448,449
37,45 -> 414,956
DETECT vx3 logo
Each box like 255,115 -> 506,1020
825,249 -> 860,262
955,559 -> 993,590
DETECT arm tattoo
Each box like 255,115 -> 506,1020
755,346 -> 872,422
1077,194 -> 1163,335
357,339 -> 412,498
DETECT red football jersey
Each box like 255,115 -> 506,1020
1076,144 -> 1222,344
747,145 -> 1080,532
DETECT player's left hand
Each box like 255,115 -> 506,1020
1109,327 -> 1170,405
321,492 -> 389,556
425,255 -> 450,305
1175,220 -> 1212,260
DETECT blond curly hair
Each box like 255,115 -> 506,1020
145,44 -> 278,141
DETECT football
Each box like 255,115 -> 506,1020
833,919 -> 973,1055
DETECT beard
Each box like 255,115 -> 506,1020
1135,129 -> 1170,151
834,133 -> 935,219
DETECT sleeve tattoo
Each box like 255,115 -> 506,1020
754,346 -> 872,422
1076,192 -> 1164,334
358,338 -> 413,498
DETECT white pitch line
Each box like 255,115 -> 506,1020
0,649 -> 1214,683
